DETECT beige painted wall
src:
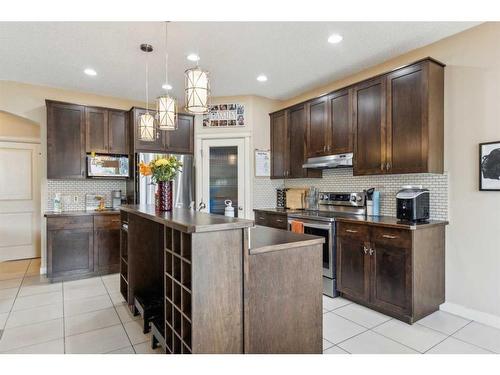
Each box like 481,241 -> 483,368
0,111 -> 40,139
0,80 -> 144,272
274,22 -> 500,324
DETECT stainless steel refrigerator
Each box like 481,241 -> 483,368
132,153 -> 194,209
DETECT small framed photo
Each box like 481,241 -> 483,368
480,141 -> 500,191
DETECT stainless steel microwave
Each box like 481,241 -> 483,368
87,155 -> 129,178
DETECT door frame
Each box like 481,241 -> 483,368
195,132 -> 252,219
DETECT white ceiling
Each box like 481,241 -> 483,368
0,22 -> 479,103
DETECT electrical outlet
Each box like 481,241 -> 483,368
73,195 -> 79,203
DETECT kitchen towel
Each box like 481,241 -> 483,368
290,220 -> 304,234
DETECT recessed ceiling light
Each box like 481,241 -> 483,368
256,75 -> 268,82
84,68 -> 97,76
162,83 -> 173,90
327,34 -> 343,44
187,53 -> 200,62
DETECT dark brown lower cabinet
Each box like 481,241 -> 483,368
253,210 -> 288,230
336,221 -> 445,324
46,213 -> 121,281
47,216 -> 95,280
94,215 -> 121,274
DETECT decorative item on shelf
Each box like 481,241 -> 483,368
157,22 -> 177,131
479,141 -> 500,191
139,156 -> 183,211
138,43 -> 156,142
185,60 -> 210,114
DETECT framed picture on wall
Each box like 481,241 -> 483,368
479,141 -> 500,191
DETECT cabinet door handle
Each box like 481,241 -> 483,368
369,248 -> 375,256
345,229 -> 358,233
258,216 -> 265,220
111,219 -> 120,223
382,234 -> 398,239
276,219 -> 284,223
363,245 -> 369,254
380,162 -> 384,171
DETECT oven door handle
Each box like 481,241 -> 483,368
287,220 -> 332,231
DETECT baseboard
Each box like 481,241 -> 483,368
440,302 -> 500,329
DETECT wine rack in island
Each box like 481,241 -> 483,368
164,226 -> 192,354
119,211 -> 129,302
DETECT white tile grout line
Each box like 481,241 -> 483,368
0,259 -> 31,341
103,275 -> 138,354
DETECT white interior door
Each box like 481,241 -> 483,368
0,141 -> 40,261
200,138 -> 247,218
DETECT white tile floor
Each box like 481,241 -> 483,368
0,258 -> 499,354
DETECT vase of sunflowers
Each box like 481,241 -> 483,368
139,156 -> 183,212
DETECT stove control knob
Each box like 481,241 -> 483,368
321,194 -> 328,200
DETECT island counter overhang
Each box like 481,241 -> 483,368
119,205 -> 324,354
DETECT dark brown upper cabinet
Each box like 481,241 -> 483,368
270,110 -> 288,179
270,107 -> 321,179
129,107 -> 194,154
328,89 -> 353,154
46,100 -> 86,179
386,60 -> 444,174
163,114 -> 194,154
270,57 -> 444,177
108,110 -> 128,154
306,96 -> 329,158
353,77 -> 387,175
85,107 -> 108,154
353,58 -> 444,176
86,107 -> 128,155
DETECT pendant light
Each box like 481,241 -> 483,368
138,43 -> 156,142
157,22 -> 177,131
185,57 -> 210,114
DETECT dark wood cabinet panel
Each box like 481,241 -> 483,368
386,64 -> 425,174
85,107 -> 108,154
386,60 -> 444,174
353,77 -> 386,175
164,114 -> 194,154
288,105 -> 307,178
254,210 -> 288,230
108,110 -> 128,154
46,101 -> 86,179
371,238 -> 412,315
329,89 -> 353,154
337,233 -> 370,301
95,228 -> 120,274
94,214 -> 121,274
306,96 -> 329,157
47,227 -> 94,278
270,111 -> 288,179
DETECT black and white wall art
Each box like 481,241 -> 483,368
480,141 -> 500,191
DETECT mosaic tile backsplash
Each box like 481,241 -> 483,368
46,179 -> 127,211
253,168 -> 448,220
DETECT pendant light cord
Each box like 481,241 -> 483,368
145,55 -> 149,112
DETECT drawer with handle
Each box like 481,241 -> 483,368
337,222 -> 369,238
371,226 -> 411,248
254,211 -> 288,230
94,214 -> 121,230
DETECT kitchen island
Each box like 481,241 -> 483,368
119,205 -> 324,354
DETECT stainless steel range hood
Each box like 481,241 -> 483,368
302,153 -> 353,169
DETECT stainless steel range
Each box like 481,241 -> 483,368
287,192 -> 366,297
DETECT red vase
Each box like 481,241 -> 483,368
156,181 -> 173,212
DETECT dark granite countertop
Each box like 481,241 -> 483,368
248,226 -> 324,254
120,204 -> 254,233
253,207 -> 448,230
44,209 -> 121,217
